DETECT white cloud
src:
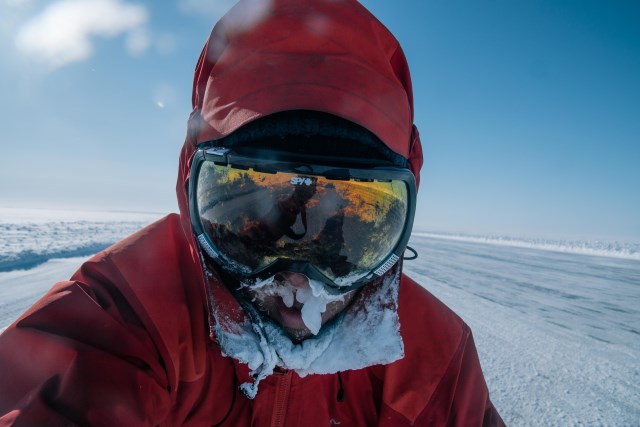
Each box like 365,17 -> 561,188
15,0 -> 148,69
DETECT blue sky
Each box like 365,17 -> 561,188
0,0 -> 638,241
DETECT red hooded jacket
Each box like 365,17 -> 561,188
0,1 -> 504,425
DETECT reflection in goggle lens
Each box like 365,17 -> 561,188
196,163 -> 408,284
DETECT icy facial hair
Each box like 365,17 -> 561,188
248,274 -> 347,335
208,268 -> 404,399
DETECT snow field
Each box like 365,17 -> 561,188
403,235 -> 639,426
0,207 -> 162,271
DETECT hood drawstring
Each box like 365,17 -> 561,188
404,245 -> 418,260
336,371 -> 345,403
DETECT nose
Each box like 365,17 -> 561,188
276,271 -> 310,289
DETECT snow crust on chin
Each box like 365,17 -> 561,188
211,269 -> 404,399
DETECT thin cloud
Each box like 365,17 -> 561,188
154,33 -> 177,55
177,0 -> 236,19
2,0 -> 34,6
178,0 -> 272,33
126,28 -> 151,56
15,0 -> 148,69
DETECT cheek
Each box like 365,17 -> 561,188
321,304 -> 341,321
321,292 -> 356,320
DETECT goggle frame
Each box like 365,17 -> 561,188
189,145 -> 417,295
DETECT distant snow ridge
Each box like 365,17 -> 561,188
413,232 -> 640,261
0,208 -> 162,272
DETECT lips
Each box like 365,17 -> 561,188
245,271 -> 356,340
274,296 -> 308,331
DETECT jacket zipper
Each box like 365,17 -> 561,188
270,370 -> 293,427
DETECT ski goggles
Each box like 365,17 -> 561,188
189,146 -> 416,294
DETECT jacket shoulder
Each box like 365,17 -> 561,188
71,213 -> 209,387
0,215 -> 192,424
399,274 -> 466,337
398,274 -> 468,376
373,274 -> 482,425
98,213 -> 186,262
78,213 -> 196,296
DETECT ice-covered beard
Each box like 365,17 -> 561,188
207,264 -> 403,398
243,274 -> 350,336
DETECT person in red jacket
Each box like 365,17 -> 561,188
0,0 -> 505,426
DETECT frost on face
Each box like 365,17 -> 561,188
296,285 -> 324,335
210,266 -> 404,398
297,278 -> 345,335
246,275 -> 346,336
249,275 -> 296,308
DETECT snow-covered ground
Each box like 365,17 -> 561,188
0,207 -> 162,271
0,209 -> 638,425
403,234 -> 639,426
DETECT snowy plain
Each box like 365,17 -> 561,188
0,207 -> 162,272
0,208 -> 638,425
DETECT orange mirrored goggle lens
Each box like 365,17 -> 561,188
196,162 -> 408,284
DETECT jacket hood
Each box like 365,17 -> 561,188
175,0 -> 424,321
174,0 -> 422,394
177,0 -> 423,230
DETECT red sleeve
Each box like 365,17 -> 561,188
0,276 -> 172,426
